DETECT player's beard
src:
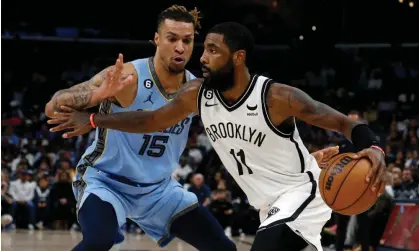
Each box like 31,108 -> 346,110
202,59 -> 235,92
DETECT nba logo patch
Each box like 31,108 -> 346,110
267,207 -> 280,219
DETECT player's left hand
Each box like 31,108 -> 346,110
93,53 -> 134,101
311,146 -> 339,169
353,147 -> 388,196
47,106 -> 92,138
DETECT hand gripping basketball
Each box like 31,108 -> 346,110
353,147 -> 388,196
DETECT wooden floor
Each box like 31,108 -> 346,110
1,230 -> 254,251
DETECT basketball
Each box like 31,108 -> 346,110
319,153 -> 378,215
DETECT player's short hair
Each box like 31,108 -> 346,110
157,5 -> 202,34
208,22 -> 254,56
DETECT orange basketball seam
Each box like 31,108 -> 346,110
335,179 -> 374,212
322,153 -> 351,206
321,154 -> 343,205
329,158 -> 361,207
335,160 -> 375,212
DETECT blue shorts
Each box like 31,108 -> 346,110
73,165 -> 198,247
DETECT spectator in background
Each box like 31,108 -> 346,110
394,151 -> 405,168
2,125 -> 20,147
366,170 -> 395,250
188,173 -> 211,206
9,169 -> 37,230
10,150 -> 34,172
397,168 -> 419,199
55,159 -> 75,181
391,166 -> 402,179
208,190 -> 233,231
49,171 -> 76,229
216,179 -> 232,201
392,167 -> 404,198
11,161 -> 30,180
1,173 -> 14,230
34,175 -> 51,229
172,155 -> 193,185
405,129 -> 418,150
208,171 -> 224,191
404,150 -> 418,169
35,160 -> 51,182
385,145 -> 396,163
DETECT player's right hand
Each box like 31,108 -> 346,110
92,53 -> 134,101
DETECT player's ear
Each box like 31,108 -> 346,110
154,32 -> 159,46
233,50 -> 246,66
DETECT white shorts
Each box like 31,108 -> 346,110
258,171 -> 332,251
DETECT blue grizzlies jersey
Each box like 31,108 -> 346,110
81,57 -> 195,183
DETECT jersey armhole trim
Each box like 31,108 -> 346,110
290,130 -> 306,173
196,81 -> 204,117
261,80 -> 305,172
261,79 -> 293,138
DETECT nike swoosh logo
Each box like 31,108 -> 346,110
247,104 -> 257,110
205,101 -> 218,107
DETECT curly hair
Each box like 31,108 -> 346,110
157,5 -> 202,34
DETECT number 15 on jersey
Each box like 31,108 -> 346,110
139,135 -> 169,158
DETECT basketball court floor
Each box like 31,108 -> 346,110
1,230 -> 336,251
1,230 -> 254,251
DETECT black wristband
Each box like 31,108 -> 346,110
351,124 -> 380,152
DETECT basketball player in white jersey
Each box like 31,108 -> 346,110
48,22 -> 387,251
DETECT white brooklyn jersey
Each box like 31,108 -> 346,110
198,75 -> 321,209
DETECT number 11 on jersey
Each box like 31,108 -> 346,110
229,149 -> 253,175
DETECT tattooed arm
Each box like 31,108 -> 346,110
45,61 -> 136,118
49,79 -> 201,136
49,79 -> 202,136
266,83 -> 361,139
268,83 -> 389,192
45,68 -> 107,118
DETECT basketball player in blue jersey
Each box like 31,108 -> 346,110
45,5 -> 240,251
50,23 -> 388,251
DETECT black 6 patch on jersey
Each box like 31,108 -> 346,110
144,79 -> 153,89
205,89 -> 213,99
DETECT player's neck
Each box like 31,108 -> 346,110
221,68 -> 251,102
153,57 -> 185,91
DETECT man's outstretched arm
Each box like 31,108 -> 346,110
45,68 -> 107,117
94,80 -> 201,133
48,79 -> 202,136
267,83 -> 373,145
